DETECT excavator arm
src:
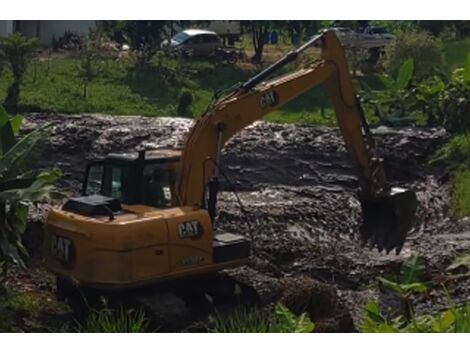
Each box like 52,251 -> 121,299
177,31 -> 417,254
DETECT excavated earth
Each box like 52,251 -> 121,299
15,113 -> 470,331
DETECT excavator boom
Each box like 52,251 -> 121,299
177,31 -> 417,254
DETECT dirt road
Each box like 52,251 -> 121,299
19,113 -> 470,329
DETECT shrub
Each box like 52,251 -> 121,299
431,134 -> 470,170
440,63 -> 470,133
51,30 -> 83,51
381,29 -> 445,81
0,32 -> 39,113
177,90 -> 193,117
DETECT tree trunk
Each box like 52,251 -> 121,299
4,80 -> 20,114
252,24 -> 268,63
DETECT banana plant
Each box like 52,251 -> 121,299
0,106 -> 61,275
361,59 -> 415,123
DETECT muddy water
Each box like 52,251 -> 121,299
24,113 -> 470,324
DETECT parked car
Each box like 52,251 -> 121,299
161,29 -> 221,57
318,26 -> 393,49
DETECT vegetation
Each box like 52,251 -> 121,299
208,303 -> 315,333
0,106 -> 61,276
77,307 -> 149,333
359,254 -> 470,333
381,29 -> 445,81
362,59 -> 415,122
0,287 -> 42,332
76,43 -> 101,99
0,33 -> 39,113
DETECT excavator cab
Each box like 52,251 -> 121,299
80,150 -> 181,210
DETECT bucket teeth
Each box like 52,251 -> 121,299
359,188 -> 418,255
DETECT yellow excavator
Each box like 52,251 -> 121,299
43,31 -> 417,321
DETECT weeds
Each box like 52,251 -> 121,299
0,287 -> 42,332
77,306 -> 149,333
360,253 -> 470,333
208,303 -> 315,333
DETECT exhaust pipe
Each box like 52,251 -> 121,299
359,188 -> 418,254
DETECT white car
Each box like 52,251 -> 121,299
161,29 -> 221,57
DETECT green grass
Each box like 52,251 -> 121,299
0,55 -> 333,124
0,37 -> 467,123
208,303 -> 315,333
429,134 -> 470,217
0,54 -> 373,125
77,307 -> 149,333
453,169 -> 470,217
444,38 -> 470,72
0,288 -> 42,332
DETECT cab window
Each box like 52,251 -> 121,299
109,166 -> 131,201
141,164 -> 174,208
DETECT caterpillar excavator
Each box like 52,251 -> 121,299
43,31 -> 418,325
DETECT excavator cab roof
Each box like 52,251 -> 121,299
106,149 -> 181,163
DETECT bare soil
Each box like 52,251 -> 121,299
9,113 -> 470,331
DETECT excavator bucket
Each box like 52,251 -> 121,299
359,188 -> 418,255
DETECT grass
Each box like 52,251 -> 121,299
444,38 -> 470,72
0,52 -> 335,124
430,134 -> 470,217
208,303 -> 315,333
0,287 -> 43,332
452,169 -> 470,217
77,307 -> 149,333
0,37 -> 467,124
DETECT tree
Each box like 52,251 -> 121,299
0,33 -> 39,113
242,21 -> 273,63
77,42 -> 101,99
0,106 -> 61,280
107,20 -> 172,64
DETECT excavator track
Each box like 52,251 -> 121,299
56,267 -> 282,331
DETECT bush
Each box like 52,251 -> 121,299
52,30 -> 83,51
440,65 -> 470,133
430,134 -> 470,170
177,90 -> 193,117
381,29 -> 445,81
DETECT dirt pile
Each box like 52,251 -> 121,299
23,113 -> 470,326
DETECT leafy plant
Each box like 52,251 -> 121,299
362,59 -> 415,122
0,32 -> 39,113
377,254 -> 427,320
0,106 -> 61,275
78,307 -> 148,333
208,303 -> 315,333
360,299 -> 470,333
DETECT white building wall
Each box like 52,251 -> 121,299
38,20 -> 97,45
0,20 -> 14,37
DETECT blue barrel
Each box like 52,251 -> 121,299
291,34 -> 300,45
270,31 -> 278,44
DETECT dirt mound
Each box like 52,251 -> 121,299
280,276 -> 355,332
